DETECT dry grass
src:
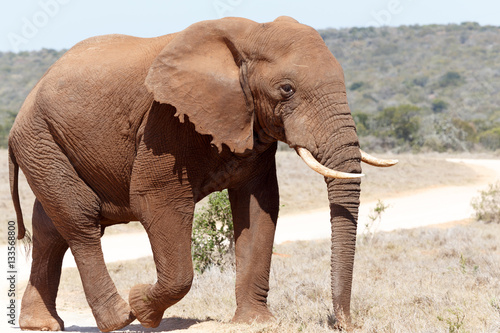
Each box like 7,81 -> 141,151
39,222 -> 500,332
351,223 -> 500,332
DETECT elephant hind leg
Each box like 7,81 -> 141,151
63,215 -> 136,332
47,194 -> 135,332
20,199 -> 68,331
17,138 -> 134,332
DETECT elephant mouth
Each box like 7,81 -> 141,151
295,147 -> 398,179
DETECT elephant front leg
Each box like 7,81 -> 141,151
229,167 -> 279,323
129,199 -> 195,328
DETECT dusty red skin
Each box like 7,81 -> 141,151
10,16 -> 368,331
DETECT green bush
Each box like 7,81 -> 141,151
374,43 -> 399,56
451,118 -> 477,144
478,127 -> 500,150
0,109 -> 16,147
374,104 -> 422,145
352,111 -> 370,136
349,81 -> 364,91
471,182 -> 500,224
412,76 -> 429,87
437,308 -> 466,333
431,99 -> 448,113
191,190 -> 234,273
438,71 -> 463,88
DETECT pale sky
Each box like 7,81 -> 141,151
1,0 -> 498,52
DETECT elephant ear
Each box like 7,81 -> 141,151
145,18 -> 257,154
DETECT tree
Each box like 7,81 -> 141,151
375,105 -> 422,144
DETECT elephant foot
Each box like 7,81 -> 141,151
20,285 -> 64,331
129,284 -> 165,328
231,305 -> 275,324
19,311 -> 64,331
327,309 -> 354,332
92,293 -> 135,332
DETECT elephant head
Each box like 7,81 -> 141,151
145,16 -> 396,325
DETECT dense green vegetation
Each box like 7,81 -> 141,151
1,22 -> 499,152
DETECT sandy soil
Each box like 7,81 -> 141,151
2,156 -> 500,332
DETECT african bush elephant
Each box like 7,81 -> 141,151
9,16 -> 396,331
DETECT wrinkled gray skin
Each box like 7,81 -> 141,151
9,16 -> 365,331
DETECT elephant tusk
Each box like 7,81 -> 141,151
360,150 -> 398,167
296,147 -> 365,179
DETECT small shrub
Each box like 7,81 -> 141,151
471,182 -> 500,224
412,76 -> 429,87
191,190 -> 234,273
491,298 -> 500,314
438,71 -> 463,88
374,43 -> 399,56
437,308 -> 467,333
349,81 -> 364,91
362,200 -> 390,242
432,99 -> 448,113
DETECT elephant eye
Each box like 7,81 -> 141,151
280,84 -> 295,98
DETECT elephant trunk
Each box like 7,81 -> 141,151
286,91 -> 375,325
318,123 -> 361,326
327,171 -> 360,325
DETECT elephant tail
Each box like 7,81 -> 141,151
9,145 -> 29,242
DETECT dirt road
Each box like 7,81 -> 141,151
275,159 -> 500,242
3,158 -> 500,332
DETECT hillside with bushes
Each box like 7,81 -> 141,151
321,22 -> 500,152
0,49 -> 66,146
1,22 -> 499,152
